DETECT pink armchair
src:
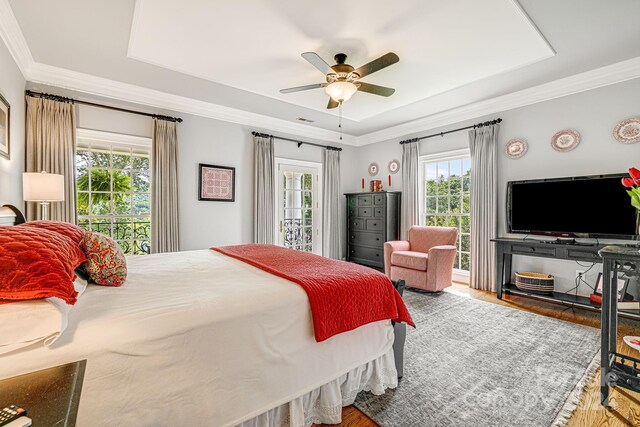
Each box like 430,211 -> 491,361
384,226 -> 458,292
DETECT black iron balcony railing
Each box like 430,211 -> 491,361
283,218 -> 313,251
283,218 -> 303,249
79,220 -> 151,255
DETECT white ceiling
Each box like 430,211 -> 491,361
128,0 -> 553,122
5,0 -> 640,140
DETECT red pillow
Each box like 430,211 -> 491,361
18,220 -> 86,244
80,232 -> 127,287
0,227 -> 87,304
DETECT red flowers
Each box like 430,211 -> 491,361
622,167 -> 640,210
622,168 -> 640,187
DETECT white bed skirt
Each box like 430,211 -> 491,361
239,348 -> 397,427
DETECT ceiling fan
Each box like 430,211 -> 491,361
280,52 -> 399,109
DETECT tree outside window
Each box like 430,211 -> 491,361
76,142 -> 151,255
423,157 -> 471,271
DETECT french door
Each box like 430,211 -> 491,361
276,159 -> 322,254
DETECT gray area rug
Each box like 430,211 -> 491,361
354,291 -> 600,427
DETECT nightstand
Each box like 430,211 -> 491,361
0,360 -> 86,426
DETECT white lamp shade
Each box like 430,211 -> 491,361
23,172 -> 65,202
325,81 -> 358,102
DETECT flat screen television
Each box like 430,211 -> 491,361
507,173 -> 638,240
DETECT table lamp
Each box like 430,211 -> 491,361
23,171 -> 64,221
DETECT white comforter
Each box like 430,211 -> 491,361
0,250 -> 394,426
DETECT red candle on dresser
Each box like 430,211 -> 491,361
362,178 -> 365,190
388,175 -> 391,187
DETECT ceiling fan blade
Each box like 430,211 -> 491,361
327,98 -> 339,109
280,83 -> 327,94
357,82 -> 395,97
353,52 -> 399,78
301,52 -> 333,75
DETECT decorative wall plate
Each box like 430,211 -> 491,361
504,138 -> 528,159
551,129 -> 580,152
613,117 -> 640,144
388,159 -> 400,174
368,162 -> 379,176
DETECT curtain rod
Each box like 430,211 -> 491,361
251,131 -> 342,151
399,118 -> 502,145
25,90 -> 183,123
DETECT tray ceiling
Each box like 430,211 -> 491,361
6,0 -> 640,139
127,0 -> 554,121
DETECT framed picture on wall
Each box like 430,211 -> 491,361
198,163 -> 235,202
0,93 -> 9,159
595,272 -> 630,302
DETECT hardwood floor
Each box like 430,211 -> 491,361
314,284 -> 640,427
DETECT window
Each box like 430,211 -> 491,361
421,150 -> 471,272
276,159 -> 322,254
75,130 -> 152,255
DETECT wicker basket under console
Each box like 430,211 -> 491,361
515,272 -> 555,294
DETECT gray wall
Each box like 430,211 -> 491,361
0,38 -> 25,205
345,78 -> 640,294
4,32 -> 639,295
74,102 -> 352,251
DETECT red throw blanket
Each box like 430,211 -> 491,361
212,244 -> 414,342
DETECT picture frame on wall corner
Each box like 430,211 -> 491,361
0,93 -> 10,160
198,163 -> 236,202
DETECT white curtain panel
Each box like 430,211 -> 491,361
151,119 -> 180,253
322,149 -> 341,259
25,97 -> 77,223
401,141 -> 419,240
254,135 -> 275,244
468,124 -> 500,292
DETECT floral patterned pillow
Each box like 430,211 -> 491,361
79,232 -> 127,287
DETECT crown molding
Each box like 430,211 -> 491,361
356,55 -> 640,146
0,0 -> 34,77
29,55 -> 640,148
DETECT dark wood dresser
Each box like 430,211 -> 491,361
345,191 -> 401,269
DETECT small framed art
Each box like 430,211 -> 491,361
595,272 -> 630,302
0,93 -> 9,159
198,163 -> 235,202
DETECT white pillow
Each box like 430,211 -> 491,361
0,278 -> 87,355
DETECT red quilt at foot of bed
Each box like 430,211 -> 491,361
212,244 -> 414,342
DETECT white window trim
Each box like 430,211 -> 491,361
76,128 -> 153,255
274,157 -> 323,255
418,148 -> 471,227
76,128 -> 152,150
419,148 -> 471,279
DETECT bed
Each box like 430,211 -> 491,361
0,208 -> 410,426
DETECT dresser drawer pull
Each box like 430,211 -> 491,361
376,237 -> 380,241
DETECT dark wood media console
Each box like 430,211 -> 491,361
492,237 -> 640,320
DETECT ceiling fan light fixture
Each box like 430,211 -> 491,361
325,81 -> 358,103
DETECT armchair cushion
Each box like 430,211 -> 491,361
384,240 -> 411,275
391,251 -> 429,271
